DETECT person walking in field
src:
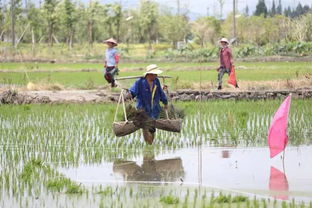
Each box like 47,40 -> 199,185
217,38 -> 238,90
104,38 -> 120,88
127,64 -> 168,144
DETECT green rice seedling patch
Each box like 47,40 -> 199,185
1,100 -> 312,207
160,195 -> 180,205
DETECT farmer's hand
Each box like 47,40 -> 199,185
163,85 -> 168,91
123,90 -> 133,100
217,67 -> 221,72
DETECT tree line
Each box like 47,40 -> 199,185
0,0 -> 311,49
254,0 -> 312,18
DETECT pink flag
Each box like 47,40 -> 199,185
269,166 -> 289,200
268,95 -> 292,158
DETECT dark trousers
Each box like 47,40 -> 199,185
218,67 -> 230,87
104,66 -> 118,86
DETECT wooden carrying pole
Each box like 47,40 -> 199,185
116,75 -> 172,81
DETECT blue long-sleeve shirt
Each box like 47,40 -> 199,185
129,78 -> 168,119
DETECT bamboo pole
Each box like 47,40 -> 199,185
115,75 -> 172,81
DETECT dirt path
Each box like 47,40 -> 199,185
0,89 -> 118,104
24,90 -> 117,103
1,88 -> 312,104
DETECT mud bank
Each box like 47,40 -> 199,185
171,89 -> 312,101
1,89 -> 311,104
0,90 -> 114,104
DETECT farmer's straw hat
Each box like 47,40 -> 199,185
104,38 -> 118,46
220,38 -> 229,44
144,64 -> 163,76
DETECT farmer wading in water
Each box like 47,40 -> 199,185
217,38 -> 239,90
126,64 -> 168,144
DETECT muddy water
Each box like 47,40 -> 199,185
59,145 -> 312,202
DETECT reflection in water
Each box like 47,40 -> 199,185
269,166 -> 289,200
58,146 -> 312,202
113,151 -> 184,182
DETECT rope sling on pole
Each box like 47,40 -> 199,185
113,89 -> 140,137
112,78 -> 183,137
113,89 -> 130,122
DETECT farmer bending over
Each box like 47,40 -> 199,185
104,38 -> 120,88
127,64 -> 168,144
217,38 -> 238,90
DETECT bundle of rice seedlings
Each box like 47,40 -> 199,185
119,104 -> 184,127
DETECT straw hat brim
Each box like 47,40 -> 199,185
144,69 -> 163,76
104,38 -> 118,45
105,41 -> 118,46
220,39 -> 229,44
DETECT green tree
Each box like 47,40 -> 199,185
217,0 -> 225,19
73,3 -> 90,44
0,0 -> 4,41
254,0 -> 268,18
227,15 -> 291,45
139,0 -> 158,47
191,16 -> 221,47
270,0 -> 276,16
86,1 -> 101,45
103,3 -> 122,41
292,13 -> 312,41
294,3 -> 303,17
159,14 -> 189,48
9,0 -> 22,47
26,2 -> 44,46
122,9 -> 141,44
302,5 -> 310,14
244,5 -> 249,16
276,0 -> 282,15
44,0 -> 59,46
284,6 -> 292,17
63,0 -> 77,48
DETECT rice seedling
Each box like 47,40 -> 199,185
160,195 -> 180,204
0,100 -> 312,207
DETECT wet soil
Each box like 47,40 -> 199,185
1,88 -> 312,104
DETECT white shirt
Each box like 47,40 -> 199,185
105,48 -> 118,67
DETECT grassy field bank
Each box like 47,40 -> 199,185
0,61 -> 311,90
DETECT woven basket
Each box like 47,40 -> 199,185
155,119 -> 182,132
113,121 -> 140,137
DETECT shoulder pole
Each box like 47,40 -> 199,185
116,75 -> 172,81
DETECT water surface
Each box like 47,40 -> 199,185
60,145 -> 312,202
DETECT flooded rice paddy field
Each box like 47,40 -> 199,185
0,100 -> 312,207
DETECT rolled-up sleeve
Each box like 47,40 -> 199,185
129,79 -> 140,98
227,48 -> 233,66
158,82 -> 168,105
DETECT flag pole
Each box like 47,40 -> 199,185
283,93 -> 291,174
282,150 -> 286,174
